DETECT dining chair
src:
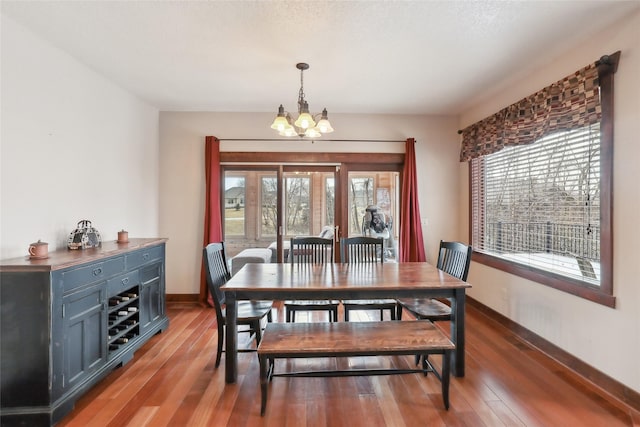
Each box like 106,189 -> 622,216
340,236 -> 398,321
396,240 -> 472,368
203,242 -> 273,367
396,240 -> 472,321
284,236 -> 339,322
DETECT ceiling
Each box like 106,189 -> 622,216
2,1 -> 638,116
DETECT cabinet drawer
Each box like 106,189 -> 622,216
140,262 -> 162,284
107,270 -> 140,296
126,245 -> 164,270
61,256 -> 126,292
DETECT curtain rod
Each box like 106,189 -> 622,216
218,138 -> 407,143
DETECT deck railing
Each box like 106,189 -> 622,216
485,221 -> 599,260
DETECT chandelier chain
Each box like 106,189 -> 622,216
298,67 -> 306,113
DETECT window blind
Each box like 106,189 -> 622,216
471,123 -> 600,286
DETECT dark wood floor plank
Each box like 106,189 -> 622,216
56,302 -> 638,427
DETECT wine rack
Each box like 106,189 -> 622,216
107,288 -> 140,356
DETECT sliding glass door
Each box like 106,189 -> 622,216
222,159 -> 399,263
223,166 -> 336,262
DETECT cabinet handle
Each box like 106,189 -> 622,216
121,277 -> 129,286
93,267 -> 103,276
143,253 -> 150,260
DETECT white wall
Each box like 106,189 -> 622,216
459,10 -> 640,393
0,15 -> 160,258
159,112 -> 460,295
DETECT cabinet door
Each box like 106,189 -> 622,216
139,262 -> 164,331
62,282 -> 107,392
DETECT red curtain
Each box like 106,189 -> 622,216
399,138 -> 426,262
200,136 -> 223,305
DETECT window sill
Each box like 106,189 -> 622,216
472,251 -> 615,308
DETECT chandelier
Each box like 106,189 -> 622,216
270,62 -> 334,138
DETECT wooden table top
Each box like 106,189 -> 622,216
223,262 -> 471,292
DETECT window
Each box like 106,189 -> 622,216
224,170 -> 278,253
284,175 -> 311,236
466,53 -> 618,307
347,172 -> 399,261
471,124 -> 600,282
348,176 -> 375,235
261,176 -> 277,237
325,177 -> 335,226
224,176 -> 245,236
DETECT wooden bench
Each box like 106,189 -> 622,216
257,320 -> 455,415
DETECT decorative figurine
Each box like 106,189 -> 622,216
67,220 -> 102,250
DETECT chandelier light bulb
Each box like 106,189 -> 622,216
295,112 -> 315,130
270,104 -> 289,131
304,127 -> 322,138
316,108 -> 334,133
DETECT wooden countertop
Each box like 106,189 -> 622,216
0,238 -> 167,272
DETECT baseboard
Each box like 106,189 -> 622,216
467,296 -> 640,416
166,293 -> 200,303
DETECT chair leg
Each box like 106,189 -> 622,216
442,350 -> 451,410
396,304 -> 403,320
344,307 -> 350,322
253,319 -> 263,345
422,354 -> 431,376
390,306 -> 397,320
286,307 -> 292,323
215,322 -> 224,368
259,354 -> 268,416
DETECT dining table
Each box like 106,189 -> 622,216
221,262 -> 472,383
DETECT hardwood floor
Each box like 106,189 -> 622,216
58,302 -> 639,427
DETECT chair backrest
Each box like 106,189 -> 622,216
290,237 -> 334,264
436,240 -> 472,281
203,242 -> 231,318
340,236 -> 384,264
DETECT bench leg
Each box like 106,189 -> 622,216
259,354 -> 268,416
442,350 -> 451,410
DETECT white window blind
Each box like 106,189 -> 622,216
471,123 -> 601,286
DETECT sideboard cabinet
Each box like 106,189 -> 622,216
0,238 -> 169,426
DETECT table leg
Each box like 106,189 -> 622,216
225,292 -> 238,383
450,289 -> 466,377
